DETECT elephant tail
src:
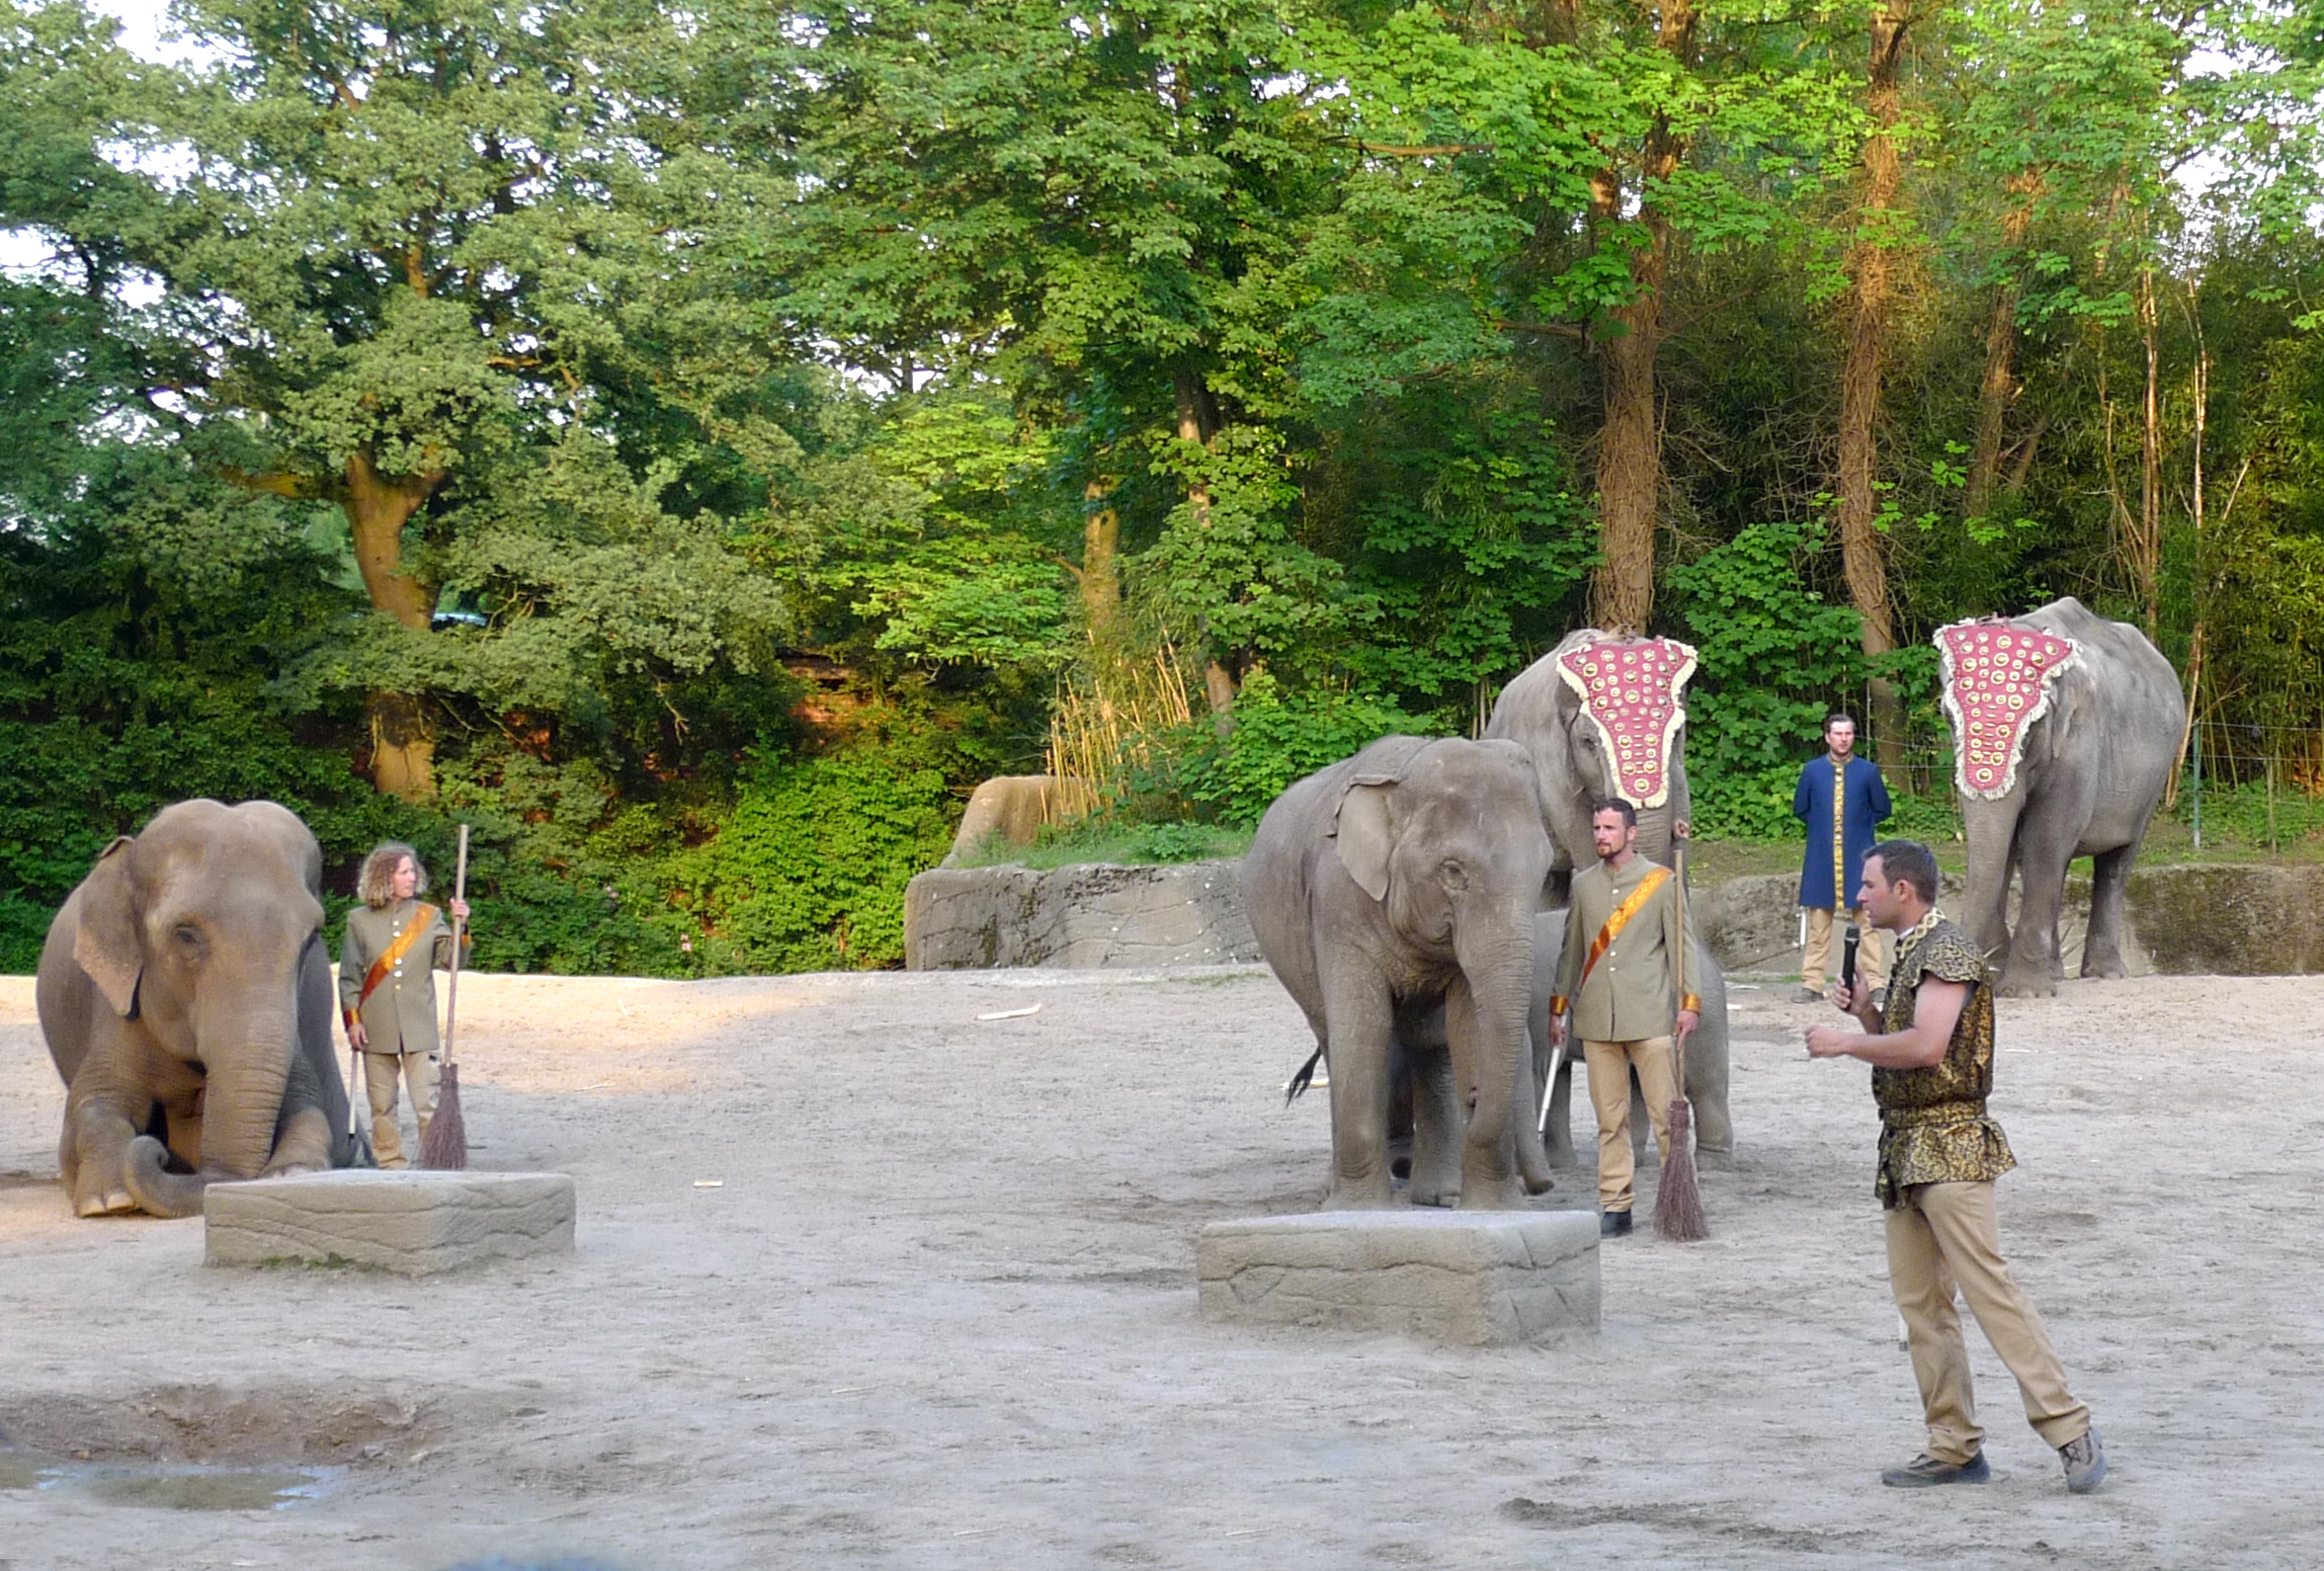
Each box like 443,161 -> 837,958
1284,1046 -> 1325,1106
122,1135 -> 213,1218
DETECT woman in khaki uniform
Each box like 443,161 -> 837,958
338,843 -> 469,1168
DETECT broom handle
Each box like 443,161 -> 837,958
1671,832 -> 1692,1107
444,824 -> 469,1066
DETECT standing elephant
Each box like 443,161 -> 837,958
37,799 -> 366,1218
1939,597 -> 2183,997
1245,736 -> 1555,1209
1486,629 -> 1732,1166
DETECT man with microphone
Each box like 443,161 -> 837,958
1807,839 -> 2106,1494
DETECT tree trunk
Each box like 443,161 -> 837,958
2134,265 -> 2164,635
1586,0 -> 1695,633
1836,2 -> 1909,773
1175,370 -> 1237,734
1593,234 -> 1665,633
344,445 -> 447,796
1964,173 -> 2040,524
1079,477 -> 1123,651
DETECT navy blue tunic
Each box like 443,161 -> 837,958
1792,754 -> 1893,908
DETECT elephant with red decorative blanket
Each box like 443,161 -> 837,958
1486,629 -> 1732,1170
1937,597 -> 2182,997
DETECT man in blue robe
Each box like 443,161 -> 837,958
1793,712 -> 1893,1003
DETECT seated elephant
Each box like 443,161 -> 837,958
37,799 -> 368,1218
1245,736 -> 1556,1209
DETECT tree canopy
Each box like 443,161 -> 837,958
5,0 -> 2324,970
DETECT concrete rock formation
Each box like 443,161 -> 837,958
908,856 -> 2324,977
205,1170 -> 576,1275
940,776 -> 1097,868
1197,1210 -> 1599,1346
904,860 -> 1258,969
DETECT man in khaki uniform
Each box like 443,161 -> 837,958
1807,838 -> 2105,1494
339,842 -> 470,1169
1548,798 -> 1699,1237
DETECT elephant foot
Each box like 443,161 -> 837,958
1409,1183 -> 1459,1208
75,1187 -> 136,1217
1454,1174 -> 1525,1211
1696,1146 -> 1735,1173
1996,972 -> 2058,999
2080,952 -> 2129,981
1321,1178 -> 1395,1210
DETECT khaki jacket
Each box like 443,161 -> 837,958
338,899 -> 464,1056
1550,854 -> 1696,1042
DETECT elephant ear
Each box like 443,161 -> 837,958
1334,783 -> 1397,902
74,836 -> 143,1018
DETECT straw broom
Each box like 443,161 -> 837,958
419,824 -> 470,1170
1655,831 -> 1708,1241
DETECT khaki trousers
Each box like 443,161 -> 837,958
364,1049 -> 439,1169
1801,906 -> 1889,996
1582,1036 -> 1680,1213
1886,1181 -> 2092,1463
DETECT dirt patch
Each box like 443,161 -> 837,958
5,967 -> 2324,1568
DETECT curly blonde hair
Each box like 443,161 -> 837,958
359,843 -> 428,909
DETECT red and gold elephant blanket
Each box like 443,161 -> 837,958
1555,636 -> 1697,810
1936,620 -> 2082,800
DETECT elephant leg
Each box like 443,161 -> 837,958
62,1093 -> 142,1217
1386,1074 -> 1416,1183
1509,1031 -> 1555,1197
1686,940 -> 1734,1166
263,1105 -> 334,1178
1406,1047 -> 1462,1207
2081,843 -> 2137,979
1319,959 -> 1397,1209
1544,1059 -> 1579,1166
2001,798 -> 2079,997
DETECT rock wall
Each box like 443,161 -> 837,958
906,857 -> 2324,975
2124,864 -> 2324,974
904,861 -> 1258,970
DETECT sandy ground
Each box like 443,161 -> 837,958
5,965 -> 2324,1570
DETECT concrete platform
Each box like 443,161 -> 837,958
1197,1209 -> 1599,1346
204,1170 -> 576,1275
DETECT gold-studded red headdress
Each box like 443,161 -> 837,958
1936,620 -> 2081,800
1554,636 -> 1697,810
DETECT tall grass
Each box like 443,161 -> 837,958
1044,642 -> 1196,812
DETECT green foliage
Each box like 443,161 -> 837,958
1327,394 -> 1596,704
8,0 -> 2324,982
1667,518 -> 1871,839
957,818 -> 1253,870
1168,671 -> 1451,827
665,741 -> 956,973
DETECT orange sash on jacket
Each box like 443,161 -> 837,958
1576,866 -> 1670,1000
357,903 -> 439,1014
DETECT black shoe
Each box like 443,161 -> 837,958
1879,1450 -> 1990,1488
1600,1210 -> 1632,1238
2059,1429 -> 2107,1493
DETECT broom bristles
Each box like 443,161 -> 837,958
419,1062 -> 468,1170
1655,1097 -> 1708,1241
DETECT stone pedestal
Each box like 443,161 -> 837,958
205,1170 -> 576,1275
1197,1209 -> 1599,1346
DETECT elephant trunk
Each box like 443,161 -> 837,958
1961,794 -> 2024,961
1634,801 -> 1678,869
125,1000 -> 298,1218
1455,915 -> 1536,1153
